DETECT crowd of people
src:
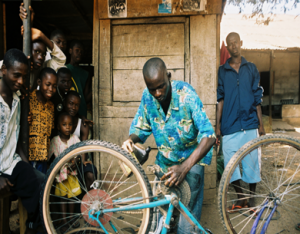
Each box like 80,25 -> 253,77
0,4 -> 96,234
0,3 -> 265,234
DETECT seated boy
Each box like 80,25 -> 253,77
0,49 -> 45,234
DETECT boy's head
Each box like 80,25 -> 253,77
57,112 -> 73,136
32,40 -> 47,70
57,67 -> 72,95
50,29 -> 67,53
143,57 -> 171,104
1,49 -> 28,92
37,67 -> 57,100
226,32 -> 242,58
64,91 -> 81,117
69,40 -> 84,65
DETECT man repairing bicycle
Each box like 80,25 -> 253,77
216,32 -> 265,214
122,57 -> 215,234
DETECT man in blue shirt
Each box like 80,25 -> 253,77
216,32 -> 265,213
122,57 -> 215,233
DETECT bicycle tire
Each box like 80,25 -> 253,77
218,134 -> 300,234
40,140 -> 153,234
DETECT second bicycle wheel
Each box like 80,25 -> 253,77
218,135 -> 300,234
41,140 -> 153,234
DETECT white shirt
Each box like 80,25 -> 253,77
0,92 -> 22,175
44,41 -> 66,71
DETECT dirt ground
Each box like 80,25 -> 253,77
8,124 -> 300,234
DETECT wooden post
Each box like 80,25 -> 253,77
19,198 -> 27,234
20,0 -> 31,158
269,50 -> 274,127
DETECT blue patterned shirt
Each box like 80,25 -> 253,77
129,80 -> 215,172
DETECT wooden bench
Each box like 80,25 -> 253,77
0,192 -> 27,234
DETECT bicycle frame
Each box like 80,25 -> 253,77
250,200 -> 278,234
88,194 -> 208,234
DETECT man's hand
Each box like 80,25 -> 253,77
81,116 -> 94,127
19,3 -> 34,23
259,125 -> 265,136
161,163 -> 189,187
0,177 -> 13,194
122,138 -> 134,153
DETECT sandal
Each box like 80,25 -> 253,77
295,223 -> 300,231
249,208 -> 258,216
227,203 -> 248,214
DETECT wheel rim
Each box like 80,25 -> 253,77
42,143 -> 152,234
219,135 -> 300,234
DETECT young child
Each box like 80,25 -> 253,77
51,67 -> 72,130
29,67 -> 57,174
63,91 -> 97,190
48,112 -> 81,231
66,40 -> 92,117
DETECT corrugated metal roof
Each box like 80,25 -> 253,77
221,14 -> 300,50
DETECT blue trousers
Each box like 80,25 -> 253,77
177,164 -> 205,234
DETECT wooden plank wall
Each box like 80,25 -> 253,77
98,0 -> 222,19
112,23 -> 185,102
190,14 -> 219,204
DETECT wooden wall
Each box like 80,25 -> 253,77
93,0 -> 221,205
98,0 -> 222,19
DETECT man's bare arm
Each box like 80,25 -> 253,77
80,120 -> 90,163
216,99 -> 224,143
256,104 -> 265,136
16,141 -> 29,163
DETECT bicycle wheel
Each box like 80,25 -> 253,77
41,140 -> 153,234
218,135 -> 300,234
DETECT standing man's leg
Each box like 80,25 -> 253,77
240,129 -> 261,208
223,131 -> 248,209
177,164 -> 204,234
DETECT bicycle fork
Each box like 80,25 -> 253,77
250,200 -> 278,234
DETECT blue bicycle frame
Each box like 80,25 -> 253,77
88,194 -> 208,234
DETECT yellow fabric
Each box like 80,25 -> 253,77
54,175 -> 82,198
29,90 -> 54,161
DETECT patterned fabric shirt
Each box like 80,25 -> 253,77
129,80 -> 215,172
0,92 -> 22,175
29,90 -> 54,161
48,134 -> 80,183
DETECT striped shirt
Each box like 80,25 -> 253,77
0,92 -> 22,175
